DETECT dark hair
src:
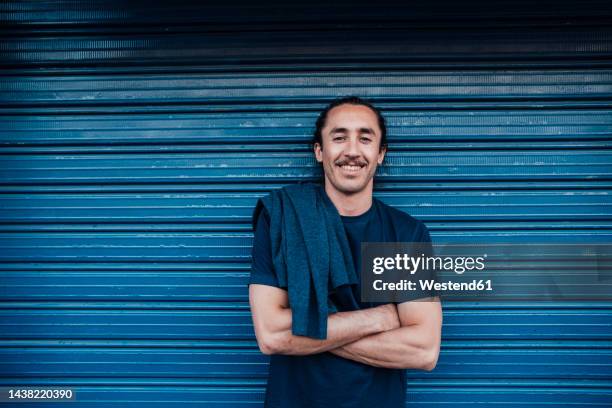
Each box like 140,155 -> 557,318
312,96 -> 388,152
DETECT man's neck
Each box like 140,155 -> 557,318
324,180 -> 373,217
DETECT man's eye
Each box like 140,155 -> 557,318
360,137 -> 372,143
333,136 -> 346,141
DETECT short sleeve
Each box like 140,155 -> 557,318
249,207 -> 282,288
395,220 -> 438,303
414,221 -> 439,299
417,221 -> 434,257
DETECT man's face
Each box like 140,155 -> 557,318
314,104 -> 386,195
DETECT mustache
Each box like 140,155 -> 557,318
335,159 -> 367,166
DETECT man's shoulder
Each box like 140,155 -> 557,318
375,198 -> 429,238
270,182 -> 320,198
375,198 -> 423,225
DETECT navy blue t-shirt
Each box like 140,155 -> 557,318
249,192 -> 433,408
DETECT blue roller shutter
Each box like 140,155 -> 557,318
1,1 -> 611,407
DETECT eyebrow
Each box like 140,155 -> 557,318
330,127 -> 376,135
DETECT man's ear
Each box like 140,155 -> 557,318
314,142 -> 323,163
377,145 -> 387,165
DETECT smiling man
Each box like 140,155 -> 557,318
248,96 -> 442,408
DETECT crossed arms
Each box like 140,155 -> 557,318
248,284 -> 442,370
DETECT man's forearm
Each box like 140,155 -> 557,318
265,304 -> 398,356
329,325 -> 438,370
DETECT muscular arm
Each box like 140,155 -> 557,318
329,298 -> 442,370
249,284 -> 400,356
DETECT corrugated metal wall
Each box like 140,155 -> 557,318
1,1 -> 611,406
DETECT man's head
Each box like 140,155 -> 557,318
313,96 -> 388,195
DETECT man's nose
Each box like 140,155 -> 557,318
344,136 -> 361,157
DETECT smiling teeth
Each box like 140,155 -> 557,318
341,165 -> 363,171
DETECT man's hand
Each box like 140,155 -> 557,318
329,299 -> 442,371
374,303 -> 401,332
249,284 -> 398,356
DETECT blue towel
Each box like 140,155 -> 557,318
252,182 -> 359,339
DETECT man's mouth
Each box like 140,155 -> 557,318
336,162 -> 366,173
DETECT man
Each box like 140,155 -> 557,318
248,96 -> 442,408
